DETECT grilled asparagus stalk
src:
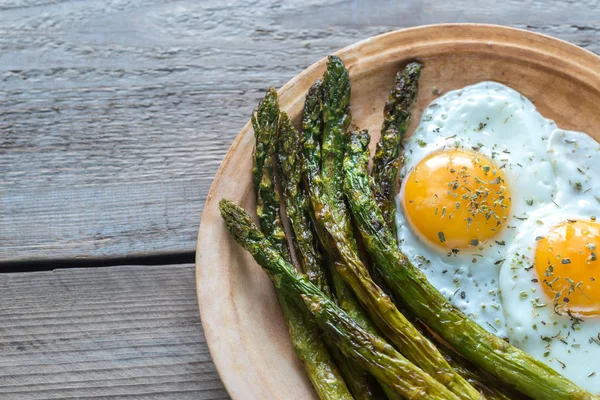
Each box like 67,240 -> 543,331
302,79 -> 324,189
342,128 -> 599,400
277,112 -> 330,295
252,88 -> 288,255
219,199 -> 458,400
371,62 -> 421,237
306,58 -> 480,400
321,56 -> 352,198
251,88 -> 353,400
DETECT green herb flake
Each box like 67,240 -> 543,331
520,291 -> 529,299
438,231 -> 446,243
475,122 -> 487,132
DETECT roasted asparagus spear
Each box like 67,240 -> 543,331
301,79 -> 324,189
371,62 -> 421,238
277,112 -> 330,295
342,128 -> 599,400
219,199 -> 458,400
251,88 -> 353,400
252,87 -> 287,254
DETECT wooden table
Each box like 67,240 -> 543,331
1,1 -> 598,398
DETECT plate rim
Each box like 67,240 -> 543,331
195,23 -> 600,400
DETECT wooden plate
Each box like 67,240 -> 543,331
196,24 -> 600,399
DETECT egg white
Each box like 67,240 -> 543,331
396,82 -> 558,337
499,129 -> 600,393
549,129 -> 600,207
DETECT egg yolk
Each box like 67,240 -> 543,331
534,220 -> 600,316
402,149 -> 511,250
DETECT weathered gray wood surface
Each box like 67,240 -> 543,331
2,0 -> 599,262
1,1 -> 599,398
0,264 -> 229,399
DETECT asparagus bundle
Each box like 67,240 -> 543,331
304,56 -> 481,400
342,125 -> 599,400
251,88 -> 353,400
219,199 -> 459,400
299,66 -> 414,400
300,60 -> 410,400
277,111 -> 386,399
301,77 -> 377,336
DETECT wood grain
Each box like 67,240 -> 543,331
0,264 -> 229,399
1,0 -> 600,263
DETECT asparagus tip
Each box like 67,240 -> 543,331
266,86 -> 278,97
219,199 -> 263,245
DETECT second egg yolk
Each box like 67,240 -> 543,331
535,220 -> 600,316
402,149 -> 511,250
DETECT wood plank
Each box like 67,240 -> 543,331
0,264 -> 229,400
1,0 -> 599,262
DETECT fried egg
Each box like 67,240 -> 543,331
500,130 -> 600,392
396,81 -> 558,337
